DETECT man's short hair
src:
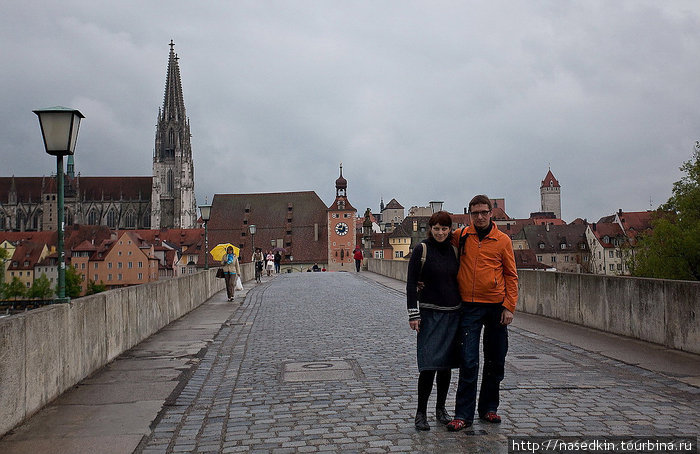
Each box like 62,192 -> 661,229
469,195 -> 492,211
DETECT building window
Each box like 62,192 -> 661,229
108,274 -> 112,281
181,267 -> 186,274
139,262 -> 143,268
94,274 -> 98,281
118,262 -> 122,269
108,262 -> 113,269
609,251 -> 614,258
551,256 -> 556,263
138,273 -> 143,280
124,210 -> 136,228
617,264 -> 622,270
564,256 -> 569,262
537,256 -> 543,261
106,209 -> 118,229
609,264 -> 614,271
118,274 -> 122,281
128,262 -> 133,268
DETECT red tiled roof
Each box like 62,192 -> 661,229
8,242 -> 45,270
590,222 -> 625,247
515,249 -> 549,270
0,176 -> 152,203
384,198 -> 404,210
541,169 -> 560,188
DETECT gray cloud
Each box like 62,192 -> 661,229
2,1 -> 699,222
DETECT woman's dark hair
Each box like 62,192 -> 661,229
427,210 -> 452,238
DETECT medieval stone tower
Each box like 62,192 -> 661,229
540,168 -> 561,220
151,41 -> 197,229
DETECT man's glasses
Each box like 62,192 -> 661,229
469,210 -> 491,217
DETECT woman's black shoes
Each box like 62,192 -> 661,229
435,406 -> 452,425
414,411 -> 430,431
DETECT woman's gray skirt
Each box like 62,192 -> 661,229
416,308 -> 461,371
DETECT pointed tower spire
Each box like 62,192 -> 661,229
151,41 -> 197,229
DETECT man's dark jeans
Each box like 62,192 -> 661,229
454,303 -> 508,422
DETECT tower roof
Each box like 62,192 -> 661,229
335,163 -> 347,190
161,40 -> 187,123
541,169 -> 560,188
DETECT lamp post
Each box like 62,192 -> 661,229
33,106 -> 84,304
249,224 -> 256,259
199,203 -> 211,269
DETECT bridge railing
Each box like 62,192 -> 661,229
0,263 -> 252,439
367,258 -> 699,355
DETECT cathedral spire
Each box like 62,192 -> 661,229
161,40 -> 187,124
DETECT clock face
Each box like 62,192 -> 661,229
335,222 -> 349,236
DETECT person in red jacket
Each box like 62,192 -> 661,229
353,246 -> 363,272
446,194 -> 518,431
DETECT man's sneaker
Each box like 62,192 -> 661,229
480,411 -> 501,423
446,419 -> 471,431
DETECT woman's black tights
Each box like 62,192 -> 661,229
417,369 -> 451,413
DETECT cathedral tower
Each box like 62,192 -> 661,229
151,40 -> 197,229
540,168 -> 561,220
327,164 -> 357,271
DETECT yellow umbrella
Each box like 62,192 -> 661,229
210,243 -> 240,262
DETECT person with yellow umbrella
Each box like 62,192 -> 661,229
219,245 -> 241,301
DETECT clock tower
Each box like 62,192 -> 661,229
327,164 -> 357,271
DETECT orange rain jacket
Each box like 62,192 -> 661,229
452,223 -> 519,313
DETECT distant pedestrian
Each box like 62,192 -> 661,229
274,251 -> 282,273
253,247 -> 264,283
447,195 -> 518,431
221,246 -> 241,301
406,211 -> 462,431
266,252 -> 274,276
353,246 -> 363,272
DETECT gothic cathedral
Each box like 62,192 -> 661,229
327,164 -> 357,271
151,41 -> 197,229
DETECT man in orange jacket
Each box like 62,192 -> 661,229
446,194 -> 518,431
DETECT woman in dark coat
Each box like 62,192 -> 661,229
406,211 -> 462,431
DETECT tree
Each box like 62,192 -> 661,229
85,280 -> 107,296
0,247 -> 8,285
28,273 -> 54,299
61,265 -> 84,298
4,277 -> 27,300
630,144 -> 700,280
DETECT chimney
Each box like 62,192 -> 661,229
546,223 -> 550,232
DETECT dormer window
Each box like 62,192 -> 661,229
539,242 -> 545,249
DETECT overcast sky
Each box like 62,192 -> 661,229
2,1 -> 699,222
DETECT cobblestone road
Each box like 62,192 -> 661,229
136,272 -> 698,453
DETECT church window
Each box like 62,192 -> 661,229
168,129 -> 175,147
142,212 -> 150,228
167,170 -> 174,193
87,209 -> 98,225
64,209 -> 72,226
106,209 -> 118,229
124,210 -> 136,228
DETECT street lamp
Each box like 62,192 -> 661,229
33,106 -> 84,304
249,224 -> 256,259
199,203 -> 211,269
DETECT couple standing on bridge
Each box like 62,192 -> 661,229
406,194 -> 518,431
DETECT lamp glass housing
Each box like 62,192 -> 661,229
248,224 -> 256,235
33,107 -> 84,156
199,204 -> 212,222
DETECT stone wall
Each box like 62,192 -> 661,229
0,264 -> 251,438
367,259 -> 699,354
